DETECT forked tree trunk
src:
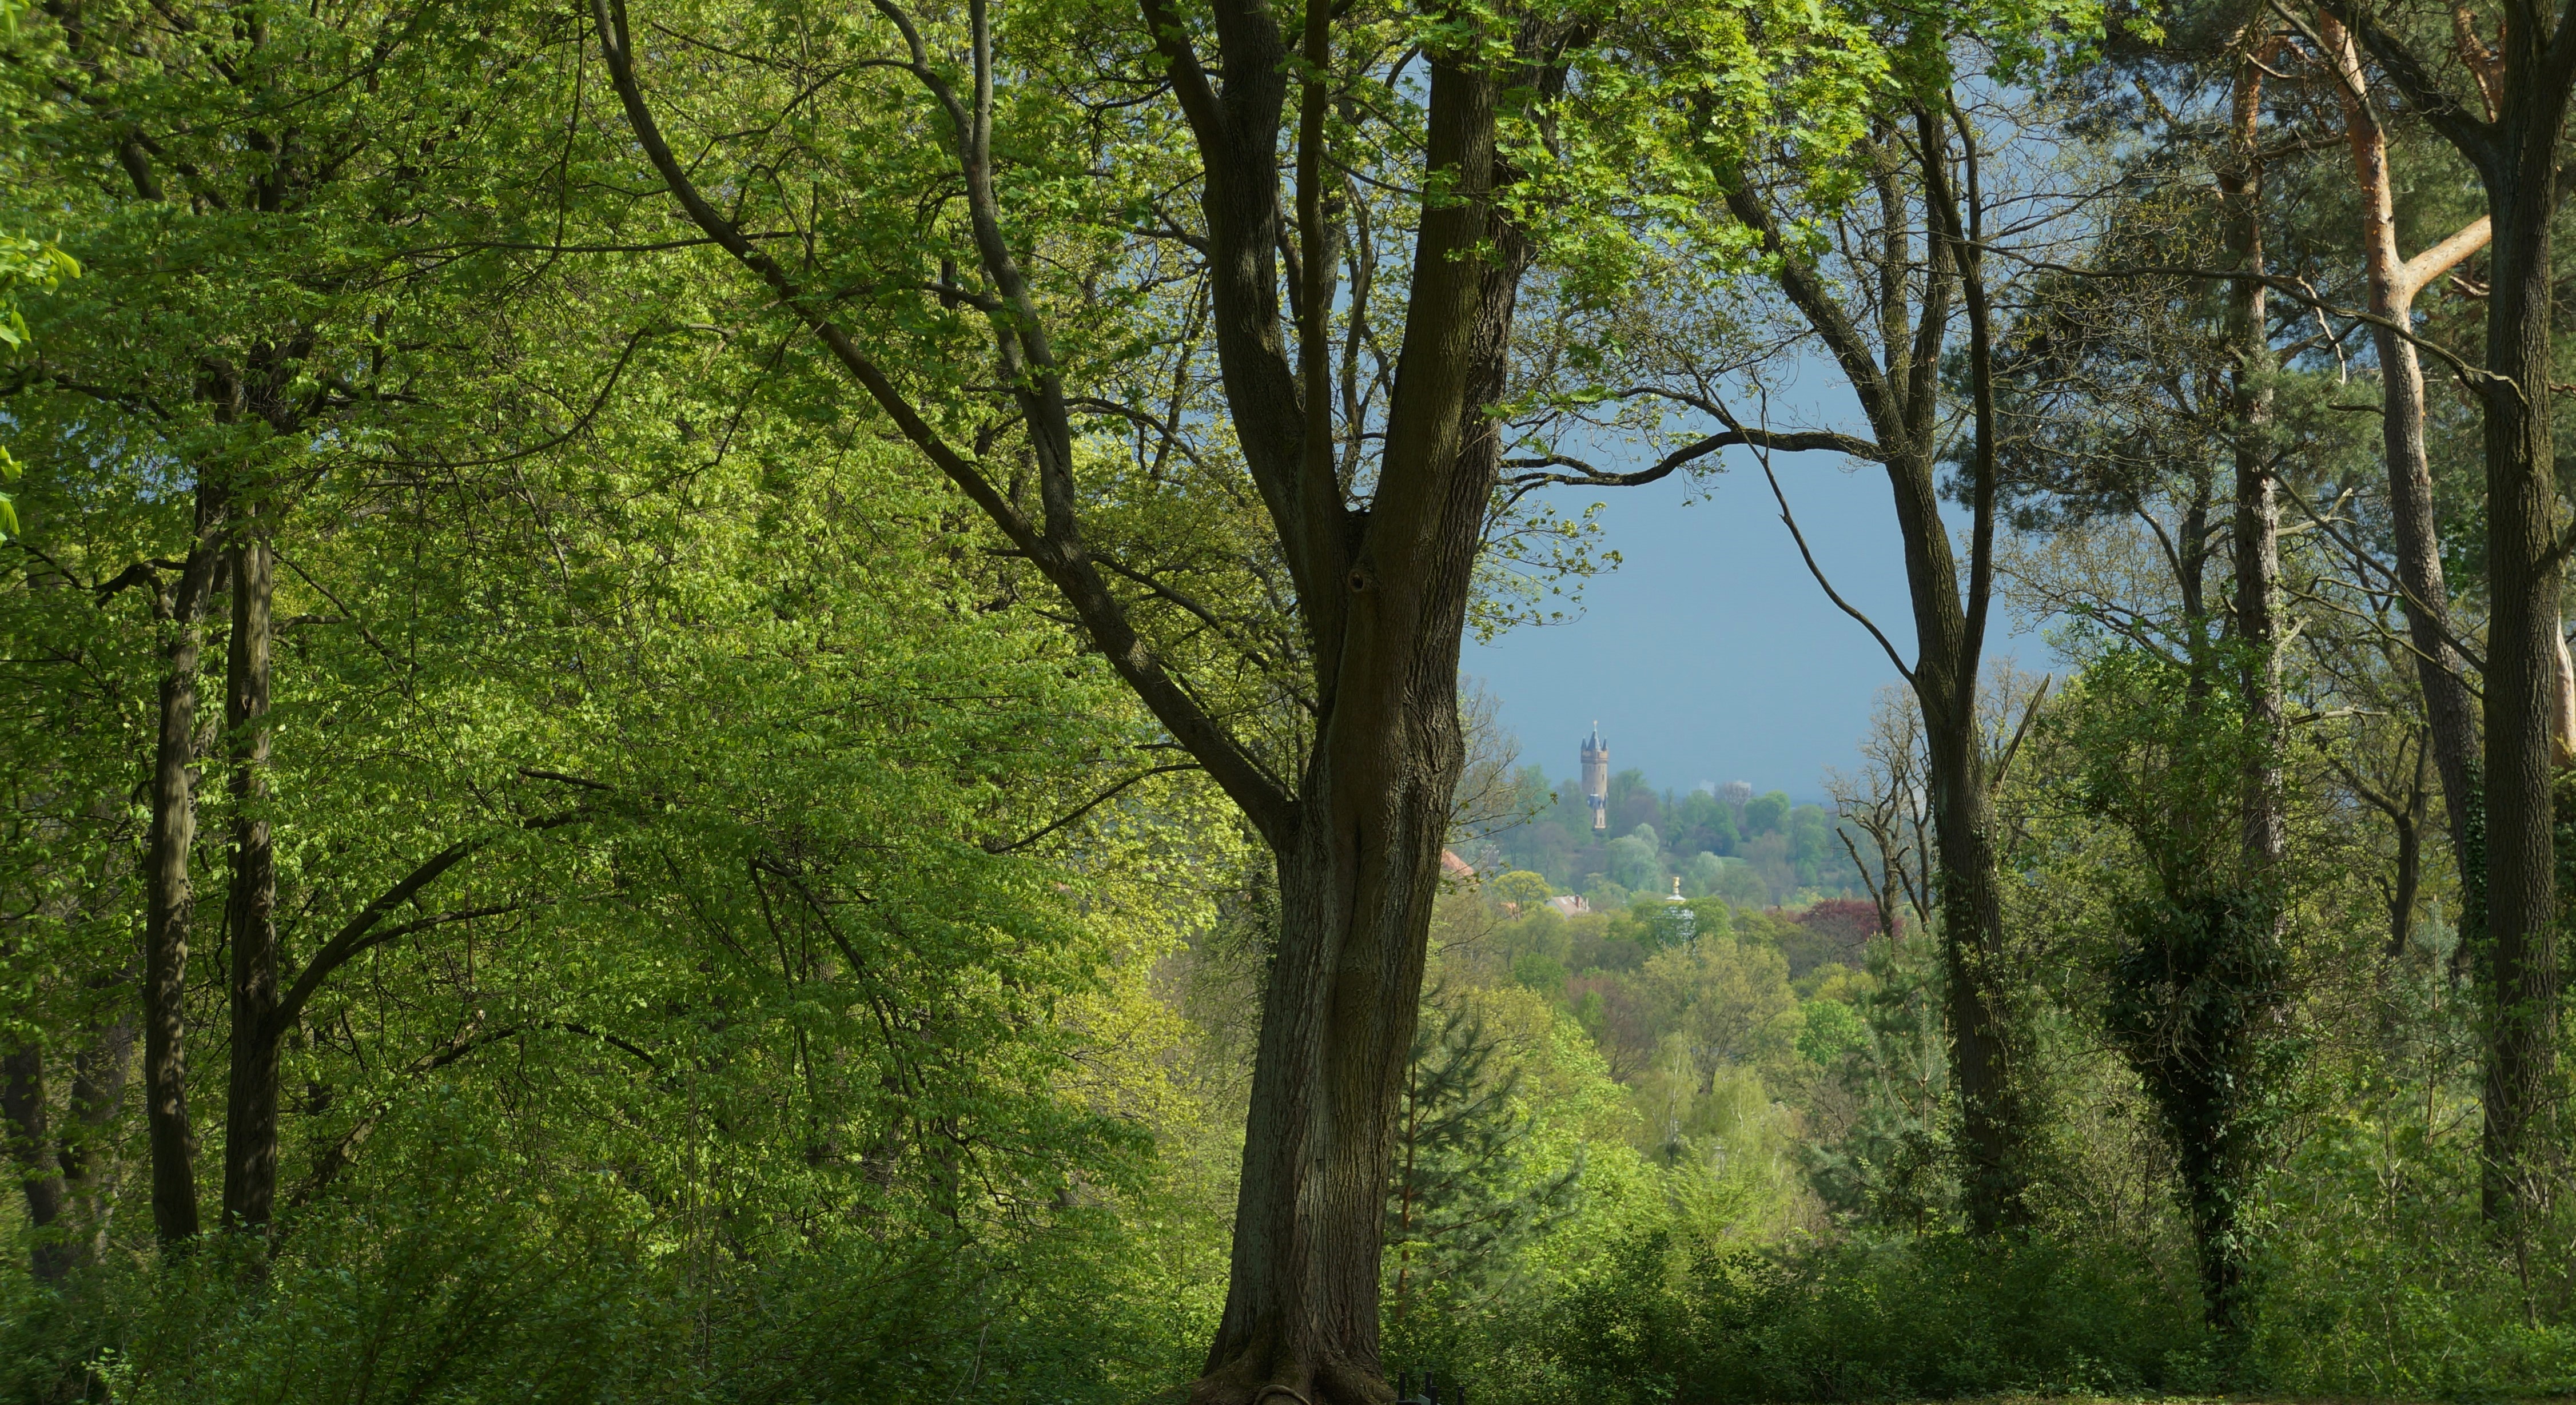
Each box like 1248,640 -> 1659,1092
590,0 -> 1540,1391
1719,108 -> 2029,1234
1914,109 -> 2027,1236
143,479 -> 225,1246
2321,11 -> 2489,953
1197,57 -> 1523,1405
221,516 -> 281,1233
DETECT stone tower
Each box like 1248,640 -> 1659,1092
1580,724 -> 1608,832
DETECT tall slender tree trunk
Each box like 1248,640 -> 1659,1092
1721,109 -> 2028,1234
2223,46 -> 2287,873
2477,118 -> 2564,1225
1920,699 -> 2022,1229
2322,11 -> 2489,954
221,512 -> 280,1233
142,479 -> 225,1246
2319,0 -> 2576,1236
1920,108 -> 2025,1236
2196,50 -> 2288,1339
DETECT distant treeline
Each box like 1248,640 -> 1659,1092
1474,766 -> 1864,908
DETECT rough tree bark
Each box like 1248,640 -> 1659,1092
2470,66 -> 2570,1229
0,1046 -> 69,1281
2222,45 -> 2287,876
141,480 -> 224,1246
220,510 -> 279,1233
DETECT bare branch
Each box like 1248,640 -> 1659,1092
1756,449 -> 1915,686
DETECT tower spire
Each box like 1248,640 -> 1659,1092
1579,725 -> 1609,833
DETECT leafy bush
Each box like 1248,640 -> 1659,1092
1451,1231 -> 2212,1404
0,1119 -> 1205,1405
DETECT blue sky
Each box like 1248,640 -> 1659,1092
1464,448 -> 2054,806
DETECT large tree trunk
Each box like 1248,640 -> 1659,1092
2477,118 -> 2563,1227
2319,0 -> 2576,1232
1202,749 -> 1455,1405
142,480 -> 225,1246
1918,699 -> 2023,1231
1196,52 -> 1520,1405
221,516 -> 281,1233
589,1 -> 1545,1391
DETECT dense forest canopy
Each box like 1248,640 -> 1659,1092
3,0 -> 2575,1395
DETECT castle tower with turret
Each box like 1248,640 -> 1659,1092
1579,724 -> 1609,832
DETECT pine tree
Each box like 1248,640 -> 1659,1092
1384,1001 -> 1579,1326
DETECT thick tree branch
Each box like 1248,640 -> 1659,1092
1928,102 -> 1999,684
591,0 -> 1295,843
1136,0 -> 1321,620
1502,424 -> 1881,502
1722,186 -> 1910,445
2310,0 -> 2498,165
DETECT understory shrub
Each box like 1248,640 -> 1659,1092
1452,1231 -> 2213,1404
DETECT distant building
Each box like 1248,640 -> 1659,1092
1580,724 -> 1609,832
1440,850 -> 1476,881
1545,894 -> 1591,917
